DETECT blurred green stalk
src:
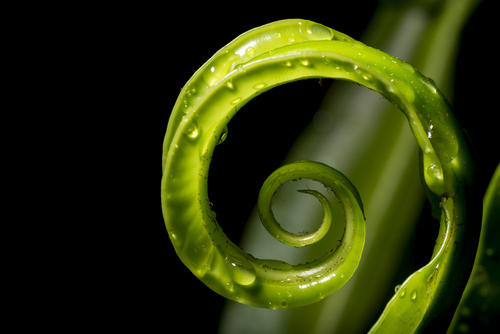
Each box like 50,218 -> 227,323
448,164 -> 500,333
219,0 -> 480,333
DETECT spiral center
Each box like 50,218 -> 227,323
272,179 -> 332,235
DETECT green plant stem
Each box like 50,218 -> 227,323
162,17 -> 477,333
448,164 -> 500,333
221,0 -> 478,331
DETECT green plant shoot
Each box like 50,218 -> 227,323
161,19 -> 479,332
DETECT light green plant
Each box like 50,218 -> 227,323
161,19 -> 483,332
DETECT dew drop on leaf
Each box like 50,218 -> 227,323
253,82 -> 266,90
245,47 -> 255,57
410,290 -> 417,301
185,121 -> 200,140
307,24 -> 333,40
226,256 -> 256,286
300,59 -> 311,67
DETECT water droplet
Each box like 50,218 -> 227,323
354,66 -> 372,82
422,153 -> 445,194
226,81 -> 235,90
426,163 -> 444,184
203,64 -> 222,87
401,61 -> 415,73
410,290 -> 417,301
300,59 -> 311,67
394,284 -> 401,293
422,77 -> 438,95
185,121 -> 200,140
227,256 -> 256,286
283,61 -> 293,67
225,281 -> 234,292
339,273 -> 345,279
486,248 -> 494,256
253,82 -> 266,90
307,24 -> 333,40
385,82 -> 396,95
231,97 -> 242,105
245,47 -> 255,57
217,126 -> 228,145
400,288 -> 406,297
427,124 -> 434,139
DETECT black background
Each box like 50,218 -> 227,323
71,0 -> 497,332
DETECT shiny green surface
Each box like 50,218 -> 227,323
257,161 -> 364,248
161,19 -> 477,330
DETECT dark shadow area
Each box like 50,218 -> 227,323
208,78 -> 332,244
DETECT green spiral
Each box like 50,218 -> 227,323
161,19 -> 478,331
